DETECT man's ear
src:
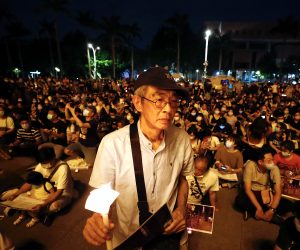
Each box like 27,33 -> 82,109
132,95 -> 142,113
257,159 -> 263,166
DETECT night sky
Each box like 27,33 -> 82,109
2,0 -> 299,47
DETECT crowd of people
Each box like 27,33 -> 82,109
0,70 -> 300,248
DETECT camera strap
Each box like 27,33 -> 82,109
130,123 -> 152,225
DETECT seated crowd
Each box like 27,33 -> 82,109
0,76 -> 299,241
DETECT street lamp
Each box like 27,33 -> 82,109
203,29 -> 212,79
87,43 -> 100,79
54,67 -> 60,78
196,69 -> 199,80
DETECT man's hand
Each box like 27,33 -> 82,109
255,208 -> 265,220
163,207 -> 186,235
83,213 -> 114,246
263,209 -> 274,221
7,193 -> 18,201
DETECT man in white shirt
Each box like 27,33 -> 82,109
83,67 -> 194,249
187,155 -> 219,207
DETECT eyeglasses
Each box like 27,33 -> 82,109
141,97 -> 180,109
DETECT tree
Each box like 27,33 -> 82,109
4,20 -> 30,74
123,23 -> 141,80
98,16 -> 128,79
39,20 -> 56,73
36,0 -> 70,74
165,14 -> 189,73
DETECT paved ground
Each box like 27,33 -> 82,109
0,156 -> 279,250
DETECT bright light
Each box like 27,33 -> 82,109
205,29 -> 212,38
54,67 -> 60,72
216,71 -> 220,76
256,71 -> 261,75
196,69 -> 199,73
96,46 -> 100,50
88,43 -> 93,48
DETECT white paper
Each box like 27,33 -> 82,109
85,183 -> 119,214
0,193 -> 44,210
217,172 -> 238,181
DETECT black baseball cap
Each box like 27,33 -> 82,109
134,67 -> 189,99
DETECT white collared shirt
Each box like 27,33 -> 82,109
89,121 -> 194,247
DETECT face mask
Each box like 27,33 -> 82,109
281,151 -> 291,157
196,116 -> 202,122
47,114 -> 53,120
111,115 -> 116,119
219,125 -> 225,129
295,217 -> 300,232
92,102 -> 97,107
239,110 -> 243,114
194,104 -> 199,108
21,124 -> 30,130
221,108 -> 227,112
225,140 -> 234,148
191,112 -> 196,116
83,109 -> 89,117
41,163 -> 52,169
265,162 -> 276,170
0,111 -> 4,117
278,119 -> 284,123
215,110 -> 220,114
174,116 -> 180,121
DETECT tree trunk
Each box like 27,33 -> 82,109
4,39 -> 13,73
54,22 -> 63,75
177,33 -> 180,73
112,36 -> 116,79
17,40 -> 24,77
131,46 -> 134,80
218,49 -> 223,72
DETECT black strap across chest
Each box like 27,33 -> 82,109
130,123 -> 152,225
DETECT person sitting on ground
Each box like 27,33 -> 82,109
187,126 -> 201,156
40,107 -> 67,159
0,105 -> 15,146
235,147 -> 292,223
274,201 -> 300,250
274,140 -> 300,179
186,155 -> 219,209
8,116 -> 42,158
64,105 -> 99,167
1,147 -> 74,221
11,171 -> 55,228
214,134 -> 244,185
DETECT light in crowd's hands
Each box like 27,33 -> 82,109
85,182 -> 119,214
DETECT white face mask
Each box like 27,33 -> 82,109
47,114 -> 53,120
295,217 -> 300,232
83,109 -> 89,117
215,110 -> 220,114
265,162 -> 276,170
191,112 -> 196,116
225,140 -> 234,148
174,117 -> 180,121
281,151 -> 291,157
41,163 -> 52,169
196,116 -> 202,122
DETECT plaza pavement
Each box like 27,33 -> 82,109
0,156 -> 279,250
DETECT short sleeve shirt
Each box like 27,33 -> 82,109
89,121 -> 194,247
243,160 -> 281,191
187,169 -> 219,204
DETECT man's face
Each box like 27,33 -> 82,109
136,86 -> 179,131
